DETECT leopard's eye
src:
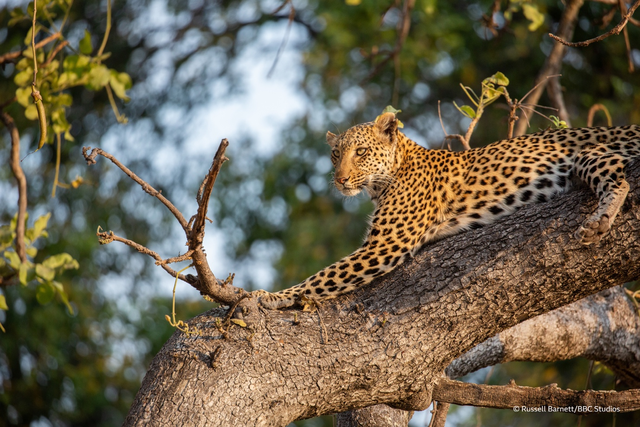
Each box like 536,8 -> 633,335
332,149 -> 340,157
356,147 -> 368,156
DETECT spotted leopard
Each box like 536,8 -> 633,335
255,112 -> 640,309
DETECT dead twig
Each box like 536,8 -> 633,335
267,0 -> 296,78
549,0 -> 640,47
95,227 -> 191,283
82,147 -> 189,232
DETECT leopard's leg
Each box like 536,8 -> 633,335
573,150 -> 629,245
255,244 -> 409,309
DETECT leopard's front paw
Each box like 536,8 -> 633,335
252,289 -> 297,310
575,215 -> 610,245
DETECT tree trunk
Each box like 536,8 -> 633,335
124,162 -> 640,426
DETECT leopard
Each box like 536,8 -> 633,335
255,111 -> 640,310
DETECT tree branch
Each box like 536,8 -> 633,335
124,161 -> 640,425
514,0 -> 583,136
0,32 -> 61,65
82,147 -> 189,232
446,285 -> 640,387
1,111 -> 27,263
432,378 -> 640,412
549,0 -> 640,47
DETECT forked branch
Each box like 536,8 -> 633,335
549,0 -> 640,47
83,140 -> 247,306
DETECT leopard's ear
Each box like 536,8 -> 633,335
326,131 -> 338,147
374,112 -> 398,144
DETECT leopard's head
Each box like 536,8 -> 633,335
326,112 -> 400,198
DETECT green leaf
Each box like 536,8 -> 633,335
453,102 -> 476,119
0,295 -> 7,310
522,4 -> 545,31
36,264 -> 55,282
16,87 -> 32,107
79,30 -> 93,54
26,212 -> 51,243
25,104 -> 38,121
36,283 -> 55,305
8,7 -> 26,27
14,70 -> 32,87
52,281 -> 73,314
109,71 -> 132,101
42,253 -> 79,271
488,71 -> 509,87
382,105 -> 402,115
87,65 -> 111,90
19,263 -> 28,285
0,225 -> 13,252
4,251 -> 21,270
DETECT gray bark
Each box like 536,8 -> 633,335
447,285 -> 640,387
124,163 -> 640,426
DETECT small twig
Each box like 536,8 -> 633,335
96,227 -> 191,283
587,103 -> 612,126
82,147 -> 189,231
0,32 -> 61,65
42,40 -> 69,68
51,132 -> 62,198
546,77 -> 571,127
1,112 -> 27,263
620,0 -> 635,72
223,293 -> 250,327
267,0 -> 295,78
427,401 -> 450,427
549,0 -> 640,47
157,251 -> 194,266
362,0 -> 415,85
96,0 -> 112,61
191,139 -> 229,244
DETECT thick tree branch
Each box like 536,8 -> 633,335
446,285 -> 640,387
432,378 -> 640,412
124,158 -> 640,425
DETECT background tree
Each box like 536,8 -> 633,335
1,0 -> 639,426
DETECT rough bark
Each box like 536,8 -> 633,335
447,285 -> 640,387
124,162 -> 640,426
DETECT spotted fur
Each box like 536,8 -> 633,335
256,112 -> 640,309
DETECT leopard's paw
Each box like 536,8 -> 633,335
575,214 -> 610,245
252,290 -> 297,310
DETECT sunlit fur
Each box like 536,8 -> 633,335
256,112 -> 640,309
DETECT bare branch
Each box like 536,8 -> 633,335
427,401 -> 450,427
433,377 -> 640,412
0,32 -> 61,65
82,147 -> 189,232
515,0 -> 583,135
0,111 -> 27,263
267,1 -> 296,78
95,228 -> 191,284
549,0 -> 640,47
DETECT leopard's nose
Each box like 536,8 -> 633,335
336,176 -> 350,185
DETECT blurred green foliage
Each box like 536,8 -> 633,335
1,0 -> 639,426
